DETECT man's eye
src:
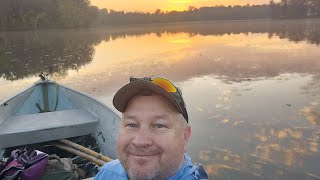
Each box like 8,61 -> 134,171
154,124 -> 166,128
125,124 -> 137,128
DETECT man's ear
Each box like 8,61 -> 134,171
184,126 -> 191,152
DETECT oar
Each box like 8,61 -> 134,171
49,142 -> 106,166
58,139 -> 113,162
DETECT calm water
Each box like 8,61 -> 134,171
1,19 -> 320,179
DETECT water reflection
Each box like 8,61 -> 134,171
182,75 -> 320,179
195,124 -> 320,179
1,19 -> 320,81
0,30 -> 103,80
300,103 -> 320,125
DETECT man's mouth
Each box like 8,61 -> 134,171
126,146 -> 161,157
128,152 -> 158,157
128,152 -> 159,165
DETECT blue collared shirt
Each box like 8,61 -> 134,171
94,153 -> 208,180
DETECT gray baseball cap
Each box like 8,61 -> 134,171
113,77 -> 189,122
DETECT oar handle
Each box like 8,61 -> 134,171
59,139 -> 113,162
50,142 -> 106,166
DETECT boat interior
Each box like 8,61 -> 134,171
0,80 -> 120,161
0,81 -> 98,148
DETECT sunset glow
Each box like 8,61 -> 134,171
89,0 -> 272,12
168,0 -> 192,4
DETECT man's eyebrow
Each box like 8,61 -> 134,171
122,114 -> 170,120
122,114 -> 137,120
153,114 -> 170,120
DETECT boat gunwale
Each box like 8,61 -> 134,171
0,79 -> 120,119
0,81 -> 38,106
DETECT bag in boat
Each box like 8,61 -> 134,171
39,154 -> 85,180
0,149 -> 48,180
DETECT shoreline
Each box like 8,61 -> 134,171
2,18 -> 320,33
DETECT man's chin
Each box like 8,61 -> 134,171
127,166 -> 160,180
125,155 -> 161,176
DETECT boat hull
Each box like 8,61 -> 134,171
0,80 -> 120,160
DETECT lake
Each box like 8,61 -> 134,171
1,19 -> 320,179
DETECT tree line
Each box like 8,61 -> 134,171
0,0 -> 99,29
270,0 -> 320,19
0,1 -> 270,30
0,0 -> 319,30
101,5 -> 270,25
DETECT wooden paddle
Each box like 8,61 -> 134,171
49,142 -> 107,166
49,139 -> 113,166
58,139 -> 113,162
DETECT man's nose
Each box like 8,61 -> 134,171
131,127 -> 152,147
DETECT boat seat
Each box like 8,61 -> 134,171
0,109 -> 99,149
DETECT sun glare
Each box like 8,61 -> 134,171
167,33 -> 192,44
163,0 -> 192,12
168,0 -> 192,4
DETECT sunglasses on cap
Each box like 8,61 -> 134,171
129,77 -> 189,122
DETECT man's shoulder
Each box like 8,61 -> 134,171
169,154 -> 208,180
94,159 -> 128,180
190,163 -> 209,180
178,163 -> 208,180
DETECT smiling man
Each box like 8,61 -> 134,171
94,77 -> 208,180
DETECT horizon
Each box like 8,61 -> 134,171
90,0 -> 278,13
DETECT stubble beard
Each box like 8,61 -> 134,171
118,146 -> 183,180
124,158 -> 182,180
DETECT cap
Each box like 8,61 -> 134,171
113,77 -> 189,122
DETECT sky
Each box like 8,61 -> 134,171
90,0 -> 274,13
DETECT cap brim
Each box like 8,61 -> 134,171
113,80 -> 183,114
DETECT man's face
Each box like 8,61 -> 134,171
117,94 -> 191,180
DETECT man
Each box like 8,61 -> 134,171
95,77 -> 208,180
